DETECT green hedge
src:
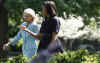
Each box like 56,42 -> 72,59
0,49 -> 100,63
49,49 -> 100,63
0,55 -> 29,63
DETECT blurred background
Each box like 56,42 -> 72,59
0,0 -> 100,63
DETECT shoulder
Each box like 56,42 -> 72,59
31,22 -> 38,26
31,22 -> 39,29
51,16 -> 60,24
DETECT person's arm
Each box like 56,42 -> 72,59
3,31 -> 21,50
50,32 -> 57,43
49,18 -> 60,44
24,28 -> 41,39
19,25 -> 41,39
10,30 -> 22,45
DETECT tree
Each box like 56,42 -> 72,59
5,0 -> 100,37
53,0 -> 100,25
6,0 -> 100,23
0,0 -> 8,57
0,0 -> 8,43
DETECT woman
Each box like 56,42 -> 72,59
3,8 -> 39,59
20,1 -> 64,63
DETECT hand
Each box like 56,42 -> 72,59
3,43 -> 10,50
19,25 -> 26,30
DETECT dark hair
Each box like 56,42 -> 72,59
43,1 -> 56,17
0,0 -> 5,4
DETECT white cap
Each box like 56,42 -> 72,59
24,8 -> 36,18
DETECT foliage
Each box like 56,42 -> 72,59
49,49 -> 100,63
55,0 -> 100,24
0,49 -> 100,63
4,0 -> 100,37
0,55 -> 30,63
5,0 -> 100,22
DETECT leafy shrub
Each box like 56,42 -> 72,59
49,49 -> 100,63
0,55 -> 30,63
0,49 -> 100,63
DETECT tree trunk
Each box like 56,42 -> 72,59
0,0 -> 8,58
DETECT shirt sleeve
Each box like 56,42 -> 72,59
10,30 -> 22,46
32,25 -> 39,33
10,22 -> 26,46
50,18 -> 60,33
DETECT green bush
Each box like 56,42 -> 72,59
49,49 -> 100,63
5,55 -> 29,63
0,54 -> 38,63
0,49 -> 100,63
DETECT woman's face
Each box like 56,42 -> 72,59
24,13 -> 34,22
42,6 -> 48,17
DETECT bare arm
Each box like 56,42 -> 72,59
50,32 -> 57,43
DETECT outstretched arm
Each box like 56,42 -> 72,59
19,25 -> 41,40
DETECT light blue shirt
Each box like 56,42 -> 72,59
10,21 -> 39,58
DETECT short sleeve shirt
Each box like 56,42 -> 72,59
38,16 -> 60,51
